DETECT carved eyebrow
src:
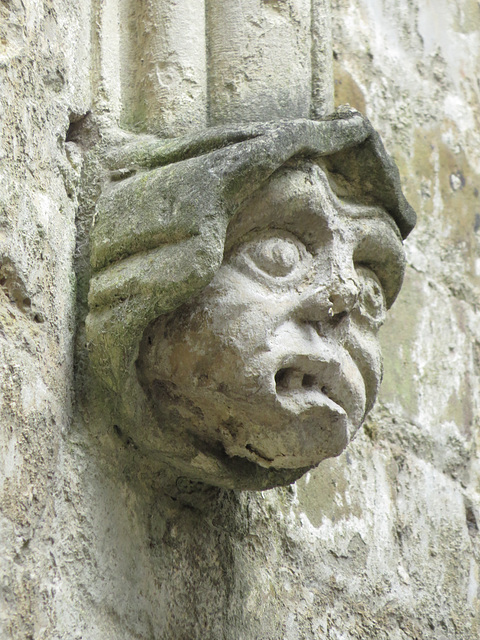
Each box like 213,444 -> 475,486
313,164 -> 405,242
224,206 -> 329,256
225,164 -> 405,263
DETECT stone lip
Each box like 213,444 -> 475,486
274,354 -> 357,417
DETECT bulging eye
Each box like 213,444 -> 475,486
234,232 -> 310,281
356,266 -> 386,326
248,236 -> 301,276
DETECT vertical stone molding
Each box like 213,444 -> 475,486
92,0 -> 122,118
311,0 -> 334,117
119,0 -> 208,135
206,0 -> 313,124
111,0 -> 334,133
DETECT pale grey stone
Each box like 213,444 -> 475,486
2,1 -> 480,638
86,109 -> 414,489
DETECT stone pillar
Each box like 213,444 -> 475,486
311,0 -> 334,117
115,0 -> 334,134
206,0 -> 313,124
91,0 -> 122,119
119,0 -> 208,136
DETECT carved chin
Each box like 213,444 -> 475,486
220,394 -> 351,470
217,358 -> 365,470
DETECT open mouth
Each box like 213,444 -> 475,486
273,360 -> 351,416
275,367 -> 328,394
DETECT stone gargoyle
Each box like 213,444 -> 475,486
84,108 -> 415,490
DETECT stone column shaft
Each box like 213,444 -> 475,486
116,0 -> 334,135
206,0 -> 313,125
119,0 -> 207,136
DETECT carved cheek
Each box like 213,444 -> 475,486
149,272 -> 283,389
203,263 -> 301,334
354,266 -> 387,328
343,321 -> 383,416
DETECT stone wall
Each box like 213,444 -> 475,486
0,1 -> 90,637
1,1 -> 479,638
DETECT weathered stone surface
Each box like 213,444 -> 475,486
0,1 -> 91,636
1,0 -> 480,638
84,111 -> 413,489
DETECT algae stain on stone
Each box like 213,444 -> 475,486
412,127 -> 480,273
452,0 -> 480,34
295,454 -> 361,529
378,268 -> 422,420
443,377 -> 473,438
333,62 -> 367,114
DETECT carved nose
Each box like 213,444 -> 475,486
328,278 -> 360,318
298,275 -> 359,323
297,286 -> 330,322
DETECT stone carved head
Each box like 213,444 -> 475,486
86,109 -> 415,490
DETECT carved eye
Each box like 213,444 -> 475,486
235,232 -> 309,280
356,266 -> 386,326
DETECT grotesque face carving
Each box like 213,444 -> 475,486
86,113 -> 414,490
138,161 -> 405,473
